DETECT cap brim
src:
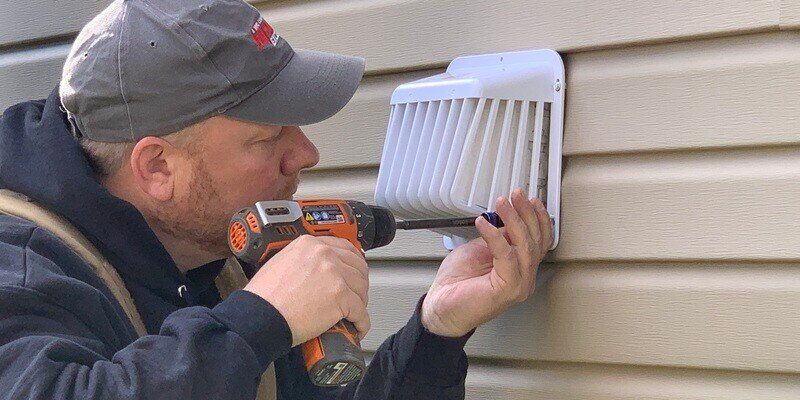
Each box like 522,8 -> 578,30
224,49 -> 365,126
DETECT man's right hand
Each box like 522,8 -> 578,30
243,235 -> 370,347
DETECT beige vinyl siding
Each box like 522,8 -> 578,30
0,0 -> 106,47
367,261 -> 800,372
260,0 -> 788,73
785,2 -> 800,28
2,0 -> 800,398
462,363 -> 800,399
0,44 -> 70,106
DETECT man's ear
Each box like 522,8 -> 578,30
129,136 -> 178,202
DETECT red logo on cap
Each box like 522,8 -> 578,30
251,16 -> 279,50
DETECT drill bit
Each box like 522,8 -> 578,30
395,212 -> 504,230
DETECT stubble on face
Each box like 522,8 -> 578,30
150,158 -> 301,264
151,155 -> 232,258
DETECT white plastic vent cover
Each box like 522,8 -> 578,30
374,49 -> 564,249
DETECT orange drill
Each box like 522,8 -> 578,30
228,199 -> 503,386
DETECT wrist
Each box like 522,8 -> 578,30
397,294 -> 473,386
211,290 -> 293,369
420,293 -> 471,338
244,288 -> 303,347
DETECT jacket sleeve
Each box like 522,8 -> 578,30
0,285 -> 292,399
274,294 -> 473,400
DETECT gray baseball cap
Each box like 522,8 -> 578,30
59,0 -> 365,142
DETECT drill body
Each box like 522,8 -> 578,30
228,199 -> 396,387
228,199 -> 498,387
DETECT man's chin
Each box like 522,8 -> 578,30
281,187 -> 298,201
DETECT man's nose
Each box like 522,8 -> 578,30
281,126 -> 319,175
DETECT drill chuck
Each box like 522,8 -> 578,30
344,202 -> 396,251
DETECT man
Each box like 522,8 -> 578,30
0,0 -> 552,399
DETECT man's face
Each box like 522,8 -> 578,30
153,116 -> 319,259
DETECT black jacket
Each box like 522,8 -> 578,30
0,88 -> 470,399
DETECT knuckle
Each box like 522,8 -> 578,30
359,292 -> 369,307
500,247 -> 516,261
525,243 -> 539,261
357,260 -> 369,275
333,280 -> 347,295
318,245 -> 335,257
337,303 -> 350,320
311,243 -> 333,259
502,288 -> 518,305
297,234 -> 314,245
350,286 -> 364,302
320,260 -> 336,274
515,286 -> 530,303
506,279 -> 525,299
332,236 -> 350,247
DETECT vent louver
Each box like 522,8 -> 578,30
375,50 -> 564,249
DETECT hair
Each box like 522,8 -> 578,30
78,121 -> 207,179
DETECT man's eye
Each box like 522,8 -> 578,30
257,136 -> 279,145
252,129 -> 283,146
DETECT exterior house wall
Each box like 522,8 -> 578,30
2,0 -> 799,398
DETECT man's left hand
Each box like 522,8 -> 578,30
421,188 -> 553,337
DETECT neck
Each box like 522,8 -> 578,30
144,229 -> 221,273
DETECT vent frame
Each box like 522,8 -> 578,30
375,49 -> 564,249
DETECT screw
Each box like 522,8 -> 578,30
554,80 -> 562,92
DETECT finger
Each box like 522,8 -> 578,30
475,212 -> 518,285
531,198 -> 553,252
335,259 -> 370,306
330,247 -> 369,281
475,213 -> 512,255
342,292 -> 371,339
494,196 -> 533,266
312,235 -> 362,258
509,191 -> 539,285
510,189 -> 541,251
